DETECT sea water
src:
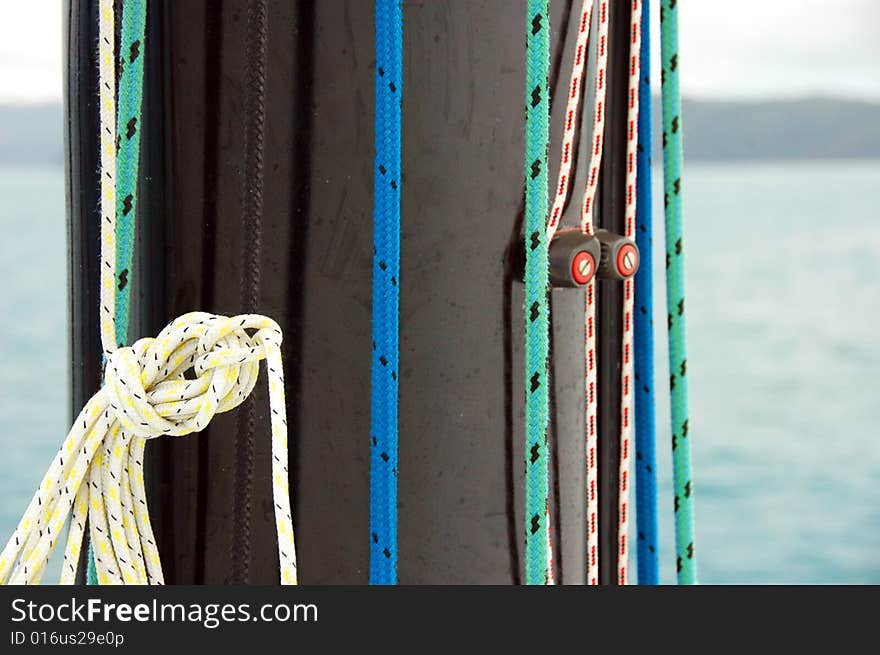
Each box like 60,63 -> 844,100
0,161 -> 877,584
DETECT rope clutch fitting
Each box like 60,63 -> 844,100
514,229 -> 639,288
593,229 -> 639,281
548,228 -> 602,287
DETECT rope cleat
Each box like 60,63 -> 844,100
548,228 -> 602,287
594,229 -> 639,280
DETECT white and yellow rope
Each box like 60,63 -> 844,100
0,0 -> 297,586
99,0 -> 117,356
0,313 -> 297,585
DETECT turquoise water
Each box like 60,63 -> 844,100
0,161 -> 877,584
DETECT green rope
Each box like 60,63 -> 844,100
113,0 -> 147,346
660,0 -> 697,584
88,0 -> 147,586
524,0 -> 550,585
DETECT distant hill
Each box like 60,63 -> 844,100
1,98 -> 880,164
671,97 -> 880,161
0,104 -> 63,165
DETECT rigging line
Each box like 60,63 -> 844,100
232,0 -> 269,584
98,0 -> 117,357
546,0 -> 594,243
89,0 -> 148,587
660,0 -> 697,585
2,0 -> 297,585
579,0 -> 608,586
370,0 -> 403,585
544,0 -> 595,587
114,0 -> 148,349
540,0 -> 609,585
617,0 -> 642,586
633,0 -> 659,585
524,0 -> 550,585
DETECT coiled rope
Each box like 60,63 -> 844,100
633,0 -> 659,585
660,0 -> 697,584
524,0 -> 550,586
370,0 -> 403,585
0,0 -> 297,586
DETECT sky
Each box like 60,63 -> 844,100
0,1 -> 878,104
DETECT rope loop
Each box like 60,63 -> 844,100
103,313 -> 280,440
0,312 -> 296,586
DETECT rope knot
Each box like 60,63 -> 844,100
103,312 -> 283,440
1,310 -> 296,585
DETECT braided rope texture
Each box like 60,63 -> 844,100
113,0 -> 147,348
0,314 -> 297,585
633,0 -> 659,585
581,0 -> 608,586
370,0 -> 402,585
660,0 -> 696,584
90,0 -> 147,586
98,0 -> 117,357
524,0 -> 550,586
616,0 -> 642,586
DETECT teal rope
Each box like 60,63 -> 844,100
660,0 -> 696,584
524,0 -> 550,585
88,0 -> 147,586
114,0 -> 147,346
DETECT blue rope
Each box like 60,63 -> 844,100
370,0 -> 402,585
633,0 -> 659,585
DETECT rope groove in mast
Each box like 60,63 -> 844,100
231,0 -> 269,586
370,0 -> 403,585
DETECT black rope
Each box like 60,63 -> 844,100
231,0 -> 268,584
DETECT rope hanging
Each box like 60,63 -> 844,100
524,0 -> 551,586
98,0 -> 119,357
633,0 -> 659,585
0,0 -> 297,586
544,0 -> 641,586
89,0 -> 148,586
615,0 -> 642,587
369,0 -> 403,585
660,0 -> 697,584
578,0 -> 608,586
544,0 -> 608,585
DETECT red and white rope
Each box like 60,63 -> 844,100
546,0 -> 594,243
543,0 -> 613,586
580,0 -> 608,587
617,0 -> 642,586
544,0 -> 595,586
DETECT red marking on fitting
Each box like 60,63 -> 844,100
571,250 -> 595,285
616,243 -> 638,278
